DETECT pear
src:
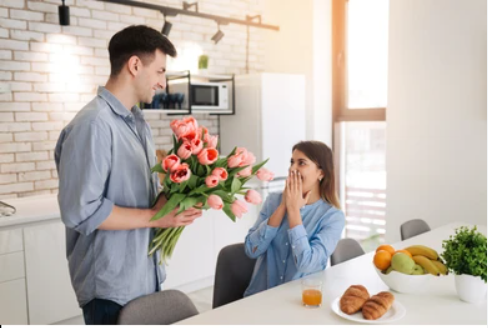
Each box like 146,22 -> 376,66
391,253 -> 416,274
411,264 -> 424,275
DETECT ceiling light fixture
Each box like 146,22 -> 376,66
58,0 -> 70,26
161,13 -> 172,36
211,23 -> 224,44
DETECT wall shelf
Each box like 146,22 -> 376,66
140,70 -> 235,116
167,71 -> 233,81
192,110 -> 234,115
142,109 -> 190,115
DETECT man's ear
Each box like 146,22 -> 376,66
127,55 -> 141,77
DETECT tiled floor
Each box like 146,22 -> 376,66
187,285 -> 214,314
56,286 -> 214,325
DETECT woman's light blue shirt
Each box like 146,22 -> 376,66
244,192 -> 345,297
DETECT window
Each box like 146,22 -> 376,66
332,0 -> 389,251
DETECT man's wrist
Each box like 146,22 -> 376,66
146,208 -> 157,228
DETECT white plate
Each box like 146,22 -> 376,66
331,296 -> 406,324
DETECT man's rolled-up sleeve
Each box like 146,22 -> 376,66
56,120 -> 114,236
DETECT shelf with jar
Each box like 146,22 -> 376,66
140,70 -> 235,116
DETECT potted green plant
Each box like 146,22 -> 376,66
440,226 -> 487,303
198,54 -> 209,74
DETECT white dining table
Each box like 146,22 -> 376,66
177,222 -> 487,325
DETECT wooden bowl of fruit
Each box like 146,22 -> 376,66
373,245 -> 448,294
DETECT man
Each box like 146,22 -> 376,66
54,25 -> 201,325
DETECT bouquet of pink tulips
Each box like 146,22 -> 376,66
149,116 -> 274,263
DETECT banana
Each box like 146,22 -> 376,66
412,255 -> 440,276
404,245 -> 439,260
431,260 -> 448,275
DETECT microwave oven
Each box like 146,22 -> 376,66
169,81 -> 229,111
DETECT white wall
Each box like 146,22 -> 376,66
262,0 -> 332,146
312,0 -> 332,145
385,0 -> 487,242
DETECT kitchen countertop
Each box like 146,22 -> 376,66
0,194 -> 60,229
0,177 -> 265,230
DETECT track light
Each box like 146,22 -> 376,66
211,24 -> 224,44
183,1 -> 199,12
161,14 -> 172,36
162,21 -> 172,36
58,0 -> 70,26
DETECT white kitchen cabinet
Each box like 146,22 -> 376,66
0,279 -> 28,324
0,228 -> 23,254
0,252 -> 25,283
162,210 -> 215,290
23,221 -> 81,325
0,227 -> 27,325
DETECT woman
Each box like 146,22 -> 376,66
244,141 -> 345,297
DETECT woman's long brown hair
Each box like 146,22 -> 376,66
292,141 -> 341,209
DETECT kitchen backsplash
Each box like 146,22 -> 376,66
0,0 -> 266,199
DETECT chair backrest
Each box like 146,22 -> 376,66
400,219 -> 431,240
213,243 -> 256,309
330,238 -> 365,266
117,289 -> 198,325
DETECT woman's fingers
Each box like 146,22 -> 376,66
288,171 -> 292,191
294,170 -> 298,193
297,171 -> 302,194
291,170 -> 296,193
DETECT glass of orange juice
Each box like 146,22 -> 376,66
301,279 -> 322,307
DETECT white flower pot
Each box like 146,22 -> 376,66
454,274 -> 487,304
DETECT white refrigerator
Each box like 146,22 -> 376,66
220,73 -> 306,198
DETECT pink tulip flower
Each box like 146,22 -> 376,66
177,141 -> 192,160
207,195 -> 223,210
245,189 -> 262,205
162,154 -> 181,172
211,167 -> 228,181
205,175 -> 219,188
169,163 -> 191,183
231,199 -> 248,218
197,148 -> 219,165
256,168 -> 275,181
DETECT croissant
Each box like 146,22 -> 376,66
339,285 -> 370,314
362,291 -> 395,320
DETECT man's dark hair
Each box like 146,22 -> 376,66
108,25 -> 177,77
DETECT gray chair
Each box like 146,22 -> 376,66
330,238 -> 365,266
213,243 -> 256,309
117,289 -> 198,325
400,219 -> 431,240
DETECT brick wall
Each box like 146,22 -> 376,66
0,0 -> 265,199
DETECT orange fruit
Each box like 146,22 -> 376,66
394,249 -> 413,259
376,244 -> 395,256
374,250 -> 392,270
